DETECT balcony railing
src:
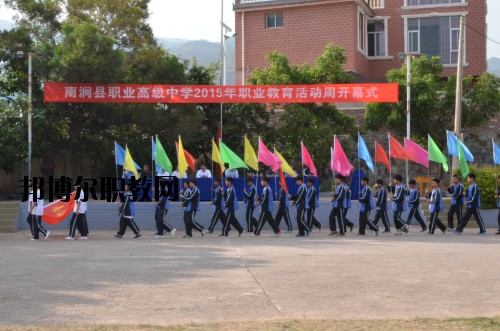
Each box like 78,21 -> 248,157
366,0 -> 384,8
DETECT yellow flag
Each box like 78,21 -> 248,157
274,148 -> 297,176
212,139 -> 225,173
177,136 -> 189,178
124,145 -> 139,178
244,135 -> 259,171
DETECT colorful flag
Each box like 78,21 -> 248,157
458,140 -> 469,177
244,135 -> 259,171
493,139 -> 500,166
358,134 -> 374,173
374,141 -> 390,171
259,138 -> 282,172
333,136 -> 353,177
124,145 -> 139,178
279,168 -> 288,193
220,141 -> 248,169
176,136 -> 189,178
404,138 -> 429,168
42,191 -> 76,224
212,139 -> 225,173
274,148 -> 297,176
301,141 -> 317,177
428,135 -> 448,172
389,135 -> 407,160
447,131 -> 474,162
176,140 -> 196,172
155,137 -> 173,174
114,141 -> 141,170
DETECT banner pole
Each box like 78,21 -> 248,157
388,133 -> 392,193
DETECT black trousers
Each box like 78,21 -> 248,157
255,210 -> 280,235
28,215 -> 47,239
457,208 -> 486,233
373,210 -> 390,231
222,210 -> 243,236
183,210 -> 204,236
245,206 -> 257,232
429,212 -> 447,234
155,209 -> 173,235
335,207 -> 346,234
447,204 -> 463,229
275,207 -> 293,230
406,208 -> 427,230
359,210 -> 379,235
118,216 -> 140,236
343,208 -> 354,228
306,208 -> 321,229
69,213 -> 89,237
393,211 -> 405,230
208,209 -> 226,232
296,207 -> 310,235
329,208 -> 337,232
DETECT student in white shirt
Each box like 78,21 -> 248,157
196,165 -> 212,178
28,189 -> 49,241
65,183 -> 89,240
224,168 -> 239,178
157,168 -> 170,178
172,166 -> 188,178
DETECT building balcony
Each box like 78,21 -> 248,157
366,0 -> 384,8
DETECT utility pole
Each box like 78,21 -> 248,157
452,15 -> 465,171
219,0 -> 224,140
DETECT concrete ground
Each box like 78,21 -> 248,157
0,229 -> 499,327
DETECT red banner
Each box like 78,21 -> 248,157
44,82 -> 399,103
42,192 -> 76,224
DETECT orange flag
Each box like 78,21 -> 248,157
389,135 -> 408,160
175,141 -> 196,171
374,141 -> 391,171
42,192 -> 77,224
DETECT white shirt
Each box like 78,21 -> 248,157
172,170 -> 187,178
28,190 -> 44,216
157,170 -> 170,178
225,169 -> 239,178
196,169 -> 212,178
74,190 -> 87,214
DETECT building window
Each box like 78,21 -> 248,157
368,20 -> 386,56
407,16 -> 463,64
266,13 -> 283,28
406,0 -> 464,6
358,12 -> 365,51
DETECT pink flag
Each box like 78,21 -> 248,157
333,136 -> 354,176
258,138 -> 282,172
301,142 -> 318,177
404,138 -> 429,168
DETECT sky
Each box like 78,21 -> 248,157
1,0 -> 499,58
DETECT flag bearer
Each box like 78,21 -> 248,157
427,178 -> 447,235
181,179 -> 205,238
65,182 -> 89,240
454,173 -> 486,235
306,178 -> 322,231
275,180 -> 293,232
153,179 -> 175,238
447,175 -> 464,230
373,179 -> 390,233
221,177 -> 244,237
243,178 -> 258,232
289,176 -> 311,237
392,174 -> 407,235
404,179 -> 427,232
208,178 -> 225,233
115,183 -> 141,239
28,187 -> 50,241
254,177 -> 281,236
358,177 -> 378,235
341,177 -> 354,232
332,174 -> 347,236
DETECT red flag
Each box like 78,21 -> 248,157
389,135 -> 408,160
375,141 -> 391,170
42,192 -> 76,224
332,136 -> 353,177
258,138 -> 282,172
301,142 -> 318,177
175,141 -> 197,171
279,168 -> 288,193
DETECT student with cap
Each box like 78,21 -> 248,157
275,180 -> 293,232
289,176 -> 311,237
358,176 -> 378,235
153,178 -> 176,239
392,174 -> 407,236
28,187 -> 49,241
115,183 -> 141,239
427,178 -> 447,235
221,177 -> 244,237
447,174 -> 464,230
243,178 -> 258,232
181,179 -> 205,238
404,179 -> 427,233
373,179 -> 390,233
65,182 -> 89,240
454,173 -> 486,235
254,177 -> 281,236
306,177 -> 322,231
208,178 -> 225,233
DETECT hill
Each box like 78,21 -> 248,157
488,57 -> 500,77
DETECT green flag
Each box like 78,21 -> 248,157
458,140 -> 469,178
155,137 -> 173,174
428,134 -> 448,172
219,141 -> 249,170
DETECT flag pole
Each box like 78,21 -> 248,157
256,136 -> 260,195
211,138 -> 214,188
152,136 -> 155,201
243,135 -> 246,181
374,140 -> 377,181
388,133 -> 392,193
333,137 -> 336,192
273,147 -> 278,202
357,132 -> 361,194
114,141 -> 120,191
301,141 -> 305,181
331,146 -> 334,192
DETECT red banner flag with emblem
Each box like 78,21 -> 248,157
42,192 -> 76,224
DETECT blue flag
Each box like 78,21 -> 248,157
494,139 -> 500,165
358,134 -> 374,173
446,131 -> 474,162
115,141 -> 141,170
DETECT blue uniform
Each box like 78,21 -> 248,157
456,183 -> 486,234
428,188 -> 446,234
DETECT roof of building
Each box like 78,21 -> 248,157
234,0 -> 374,16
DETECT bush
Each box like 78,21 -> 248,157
454,165 -> 499,209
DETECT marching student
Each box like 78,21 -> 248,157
427,178 -> 447,235
254,177 -> 281,236
447,175 -> 464,230
392,174 -> 407,235
306,178 -> 322,231
454,173 -> 486,235
28,187 -> 50,241
332,174 -> 347,236
496,175 -> 500,235
274,180 -> 293,232
243,178 -> 258,232
65,182 -> 90,240
181,179 -> 205,238
372,179 -> 390,233
289,176 -> 311,237
341,177 -> 354,232
115,183 -> 141,239
221,177 -> 244,237
358,177 -> 378,236
208,178 -> 226,233
153,179 -> 175,239
404,179 -> 427,232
